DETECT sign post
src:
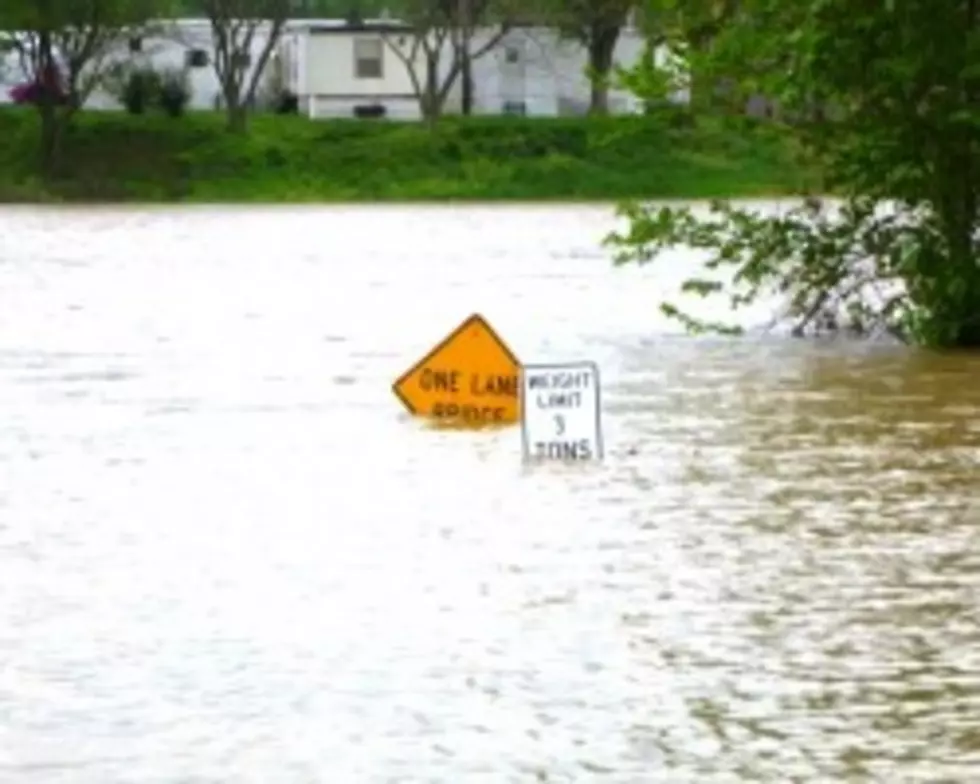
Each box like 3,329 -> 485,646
520,361 -> 603,461
392,314 -> 521,427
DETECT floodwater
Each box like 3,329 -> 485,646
0,204 -> 978,783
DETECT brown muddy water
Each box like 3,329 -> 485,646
0,204 -> 977,782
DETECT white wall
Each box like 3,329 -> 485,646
123,19 -> 283,110
0,45 -> 19,103
469,26 -> 688,117
284,23 -> 676,121
288,25 -> 463,120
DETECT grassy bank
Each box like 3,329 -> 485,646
0,106 -> 815,203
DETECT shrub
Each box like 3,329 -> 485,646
0,108 -> 806,203
121,68 -> 160,114
158,69 -> 191,117
274,90 -> 298,114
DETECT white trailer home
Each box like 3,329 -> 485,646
278,20 -> 687,121
95,18 -> 286,111
277,19 -> 461,120
468,25 -> 688,117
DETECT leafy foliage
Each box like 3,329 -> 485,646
0,0 -> 166,168
120,66 -> 161,112
158,67 -> 191,115
608,0 -> 980,346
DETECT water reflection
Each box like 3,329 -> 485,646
0,206 -> 977,782
612,340 -> 979,780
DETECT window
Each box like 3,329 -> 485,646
128,36 -> 142,53
504,46 -> 520,63
354,38 -> 383,79
186,48 -> 209,68
232,51 -> 251,68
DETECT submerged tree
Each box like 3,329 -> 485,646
606,0 -> 980,347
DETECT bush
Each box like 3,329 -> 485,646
0,107 -> 808,202
274,90 -> 298,115
158,69 -> 191,117
121,68 -> 160,114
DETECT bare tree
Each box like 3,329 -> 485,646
381,0 -> 515,123
200,0 -> 290,131
0,0 -> 160,169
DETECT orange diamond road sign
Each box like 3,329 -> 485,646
392,313 -> 521,427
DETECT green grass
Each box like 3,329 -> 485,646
0,106 -> 816,203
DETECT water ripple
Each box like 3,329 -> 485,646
0,205 -> 977,782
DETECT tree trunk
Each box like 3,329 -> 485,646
223,84 -> 248,132
458,0 -> 473,115
461,50 -> 473,115
38,102 -> 60,175
34,29 -> 61,175
589,78 -> 608,115
941,158 -> 980,346
932,0 -> 980,347
422,54 -> 441,125
587,25 -> 620,115
226,104 -> 247,132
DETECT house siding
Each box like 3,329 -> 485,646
468,26 -> 688,116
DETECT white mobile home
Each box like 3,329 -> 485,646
280,21 -> 687,121
0,44 -> 18,102
279,19 -> 460,120
95,18 -> 285,111
468,25 -> 688,117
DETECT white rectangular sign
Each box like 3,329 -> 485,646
520,361 -> 603,461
